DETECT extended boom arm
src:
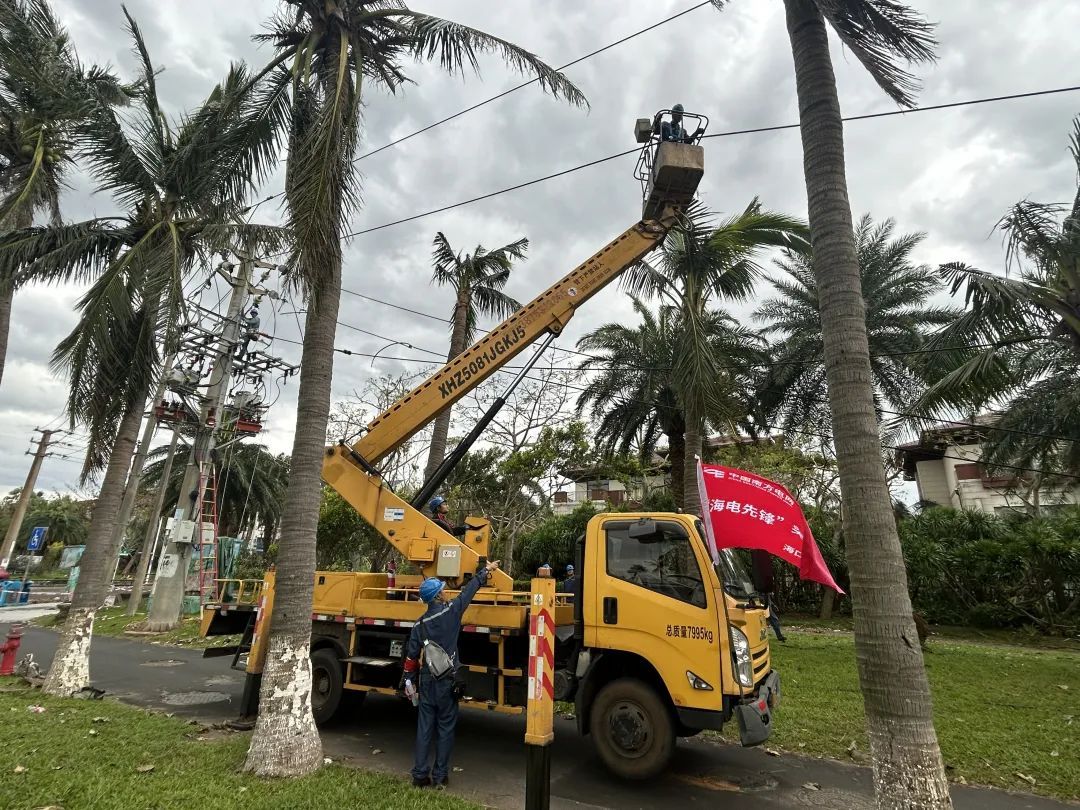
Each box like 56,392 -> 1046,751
322,127 -> 704,592
354,216 -> 677,466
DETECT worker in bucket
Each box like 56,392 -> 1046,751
428,495 -> 481,538
655,103 -> 702,143
402,558 -> 501,789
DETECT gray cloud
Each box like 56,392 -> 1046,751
2,0 -> 1078,495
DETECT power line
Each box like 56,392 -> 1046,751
354,1 -> 716,163
348,145 -> 641,237
330,292 -> 1043,368
342,84 -> 1080,238
285,307 -> 1059,442
341,287 -> 453,323
242,2 -> 716,213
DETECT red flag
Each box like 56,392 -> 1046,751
696,460 -> 843,593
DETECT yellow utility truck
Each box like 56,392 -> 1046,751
201,110 -> 780,780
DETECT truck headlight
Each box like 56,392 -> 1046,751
729,627 -> 753,688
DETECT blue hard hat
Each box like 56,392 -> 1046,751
566,564 -> 574,573
429,496 -> 446,512
540,562 -> 552,570
419,577 -> 446,603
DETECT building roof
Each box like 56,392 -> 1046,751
894,413 -> 1001,478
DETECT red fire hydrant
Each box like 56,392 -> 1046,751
0,623 -> 23,675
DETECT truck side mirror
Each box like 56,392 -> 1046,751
750,549 -> 774,593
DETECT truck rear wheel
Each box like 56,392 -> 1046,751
310,648 -> 343,725
589,677 -> 675,780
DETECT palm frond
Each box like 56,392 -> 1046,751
405,14 -> 587,109
470,285 -> 519,321
816,0 -> 937,108
120,7 -> 168,156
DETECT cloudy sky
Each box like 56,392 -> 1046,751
1,0 -> 1077,495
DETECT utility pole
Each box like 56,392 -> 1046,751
109,356 -> 175,580
145,255 -> 252,630
0,430 -> 54,569
128,428 -> 179,616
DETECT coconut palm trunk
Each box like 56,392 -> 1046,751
423,290 -> 471,481
782,1 -> 950,806
0,279 -> 11,384
244,279 -> 339,775
0,207 -> 30,385
241,1 -> 581,777
42,397 -> 144,695
665,420 -> 686,505
127,428 -> 179,616
681,409 -> 702,514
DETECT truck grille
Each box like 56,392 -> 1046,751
751,645 -> 769,677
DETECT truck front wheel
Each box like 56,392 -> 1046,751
589,677 -> 675,780
310,648 -> 343,725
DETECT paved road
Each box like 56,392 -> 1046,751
5,625 -> 1071,810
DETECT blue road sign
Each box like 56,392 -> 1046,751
28,526 -> 47,551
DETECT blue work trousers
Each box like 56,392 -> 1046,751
411,674 -> 458,783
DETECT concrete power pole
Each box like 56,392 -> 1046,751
109,355 -> 176,579
0,430 -> 55,569
145,256 -> 252,630
127,428 -> 179,616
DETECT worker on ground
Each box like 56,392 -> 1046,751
655,103 -> 703,144
562,563 -> 577,604
402,558 -> 501,788
428,495 -> 479,537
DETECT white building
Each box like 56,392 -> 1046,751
553,436 -> 770,515
553,465 -> 668,515
896,416 -> 1080,515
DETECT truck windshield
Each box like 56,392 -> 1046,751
694,519 -> 756,599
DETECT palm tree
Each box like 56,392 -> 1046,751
755,215 -> 958,440
422,231 -> 526,481
0,12 -> 286,697
243,0 -> 584,777
141,442 -> 290,539
773,0 -> 950,804
575,298 -> 686,501
624,200 -> 805,513
923,116 -> 1080,477
0,0 -> 129,385
576,297 -> 767,505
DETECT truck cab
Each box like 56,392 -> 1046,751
567,512 -> 778,777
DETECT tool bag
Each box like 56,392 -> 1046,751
419,608 -> 456,679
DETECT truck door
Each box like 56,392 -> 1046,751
592,517 -> 722,706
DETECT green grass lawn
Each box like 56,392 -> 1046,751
714,631 -> 1080,800
785,614 -> 1080,652
33,605 -> 239,649
0,680 -> 478,810
27,609 -> 1079,800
